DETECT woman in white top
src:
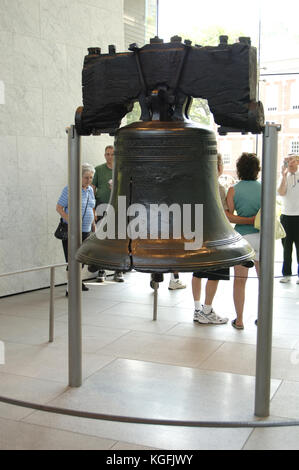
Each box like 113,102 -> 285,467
277,155 -> 299,284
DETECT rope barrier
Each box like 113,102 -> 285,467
0,395 -> 299,428
191,272 -> 298,280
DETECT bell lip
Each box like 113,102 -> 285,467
76,250 -> 255,273
75,253 -> 132,270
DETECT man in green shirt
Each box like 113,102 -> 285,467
93,145 -> 114,208
92,145 -> 124,283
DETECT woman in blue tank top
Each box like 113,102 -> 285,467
226,153 -> 261,329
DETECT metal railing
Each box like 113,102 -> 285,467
0,263 -> 67,343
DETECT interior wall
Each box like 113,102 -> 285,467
0,0 -> 125,296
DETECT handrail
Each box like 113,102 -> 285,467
0,263 -> 68,342
0,395 -> 299,428
0,263 -> 67,278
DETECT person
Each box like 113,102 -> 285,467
168,273 -> 186,290
226,153 -> 261,329
92,145 -> 124,283
192,154 -> 229,325
277,154 -> 299,284
56,163 -> 96,296
150,272 -> 186,290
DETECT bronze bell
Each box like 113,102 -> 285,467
76,118 -> 254,273
75,37 -> 264,273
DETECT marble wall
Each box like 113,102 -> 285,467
0,0 -> 125,296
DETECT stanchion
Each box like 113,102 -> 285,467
254,122 -> 281,417
66,125 -> 82,387
49,267 -> 55,343
153,283 -> 158,321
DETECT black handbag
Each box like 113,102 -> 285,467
55,193 -> 90,241
54,218 -> 68,240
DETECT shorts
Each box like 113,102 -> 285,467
193,268 -> 230,281
242,233 -> 260,261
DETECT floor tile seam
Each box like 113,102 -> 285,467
109,441 -> 160,451
241,428 -> 259,450
96,354 -> 218,370
22,412 -> 140,450
93,330 -> 136,354
0,312 -> 67,322
81,321 -> 182,335
158,322 -> 181,335
207,365 -> 299,382
0,414 -> 32,426
0,339 -> 69,350
0,311 -> 66,322
195,361 -> 299,382
194,341 -> 226,369
81,301 -> 123,312
159,327 -> 236,343
0,369 -> 67,385
54,316 -> 143,331
195,365 -> 257,379
117,299 -> 191,310
204,338 -> 299,354
1,414 -> 118,447
93,328 -> 223,350
80,356 -> 119,381
111,357 -> 250,377
242,414 -> 299,449
102,300 -> 180,308
0,340 -> 70,354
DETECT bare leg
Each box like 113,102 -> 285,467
204,280 -> 219,306
192,276 -> 202,302
254,261 -> 260,277
233,265 -> 249,328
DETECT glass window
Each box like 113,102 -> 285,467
290,140 -> 299,154
290,80 -> 299,110
265,83 -> 279,112
219,141 -> 232,166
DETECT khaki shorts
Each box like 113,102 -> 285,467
243,233 -> 260,261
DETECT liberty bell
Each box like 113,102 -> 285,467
75,36 -> 264,273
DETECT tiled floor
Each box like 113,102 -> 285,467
0,245 -> 299,450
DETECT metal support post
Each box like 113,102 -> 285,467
67,125 -> 82,387
49,267 -> 55,343
254,122 -> 281,417
153,283 -> 158,321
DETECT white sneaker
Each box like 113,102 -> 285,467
280,276 -> 291,283
113,272 -> 124,282
194,308 -> 228,325
168,279 -> 186,290
193,309 -> 209,324
204,308 -> 229,325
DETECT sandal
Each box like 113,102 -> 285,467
231,319 -> 244,330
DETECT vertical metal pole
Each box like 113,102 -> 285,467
49,267 -> 55,343
156,0 -> 159,37
67,125 -> 82,387
255,122 -> 280,417
153,283 -> 158,321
